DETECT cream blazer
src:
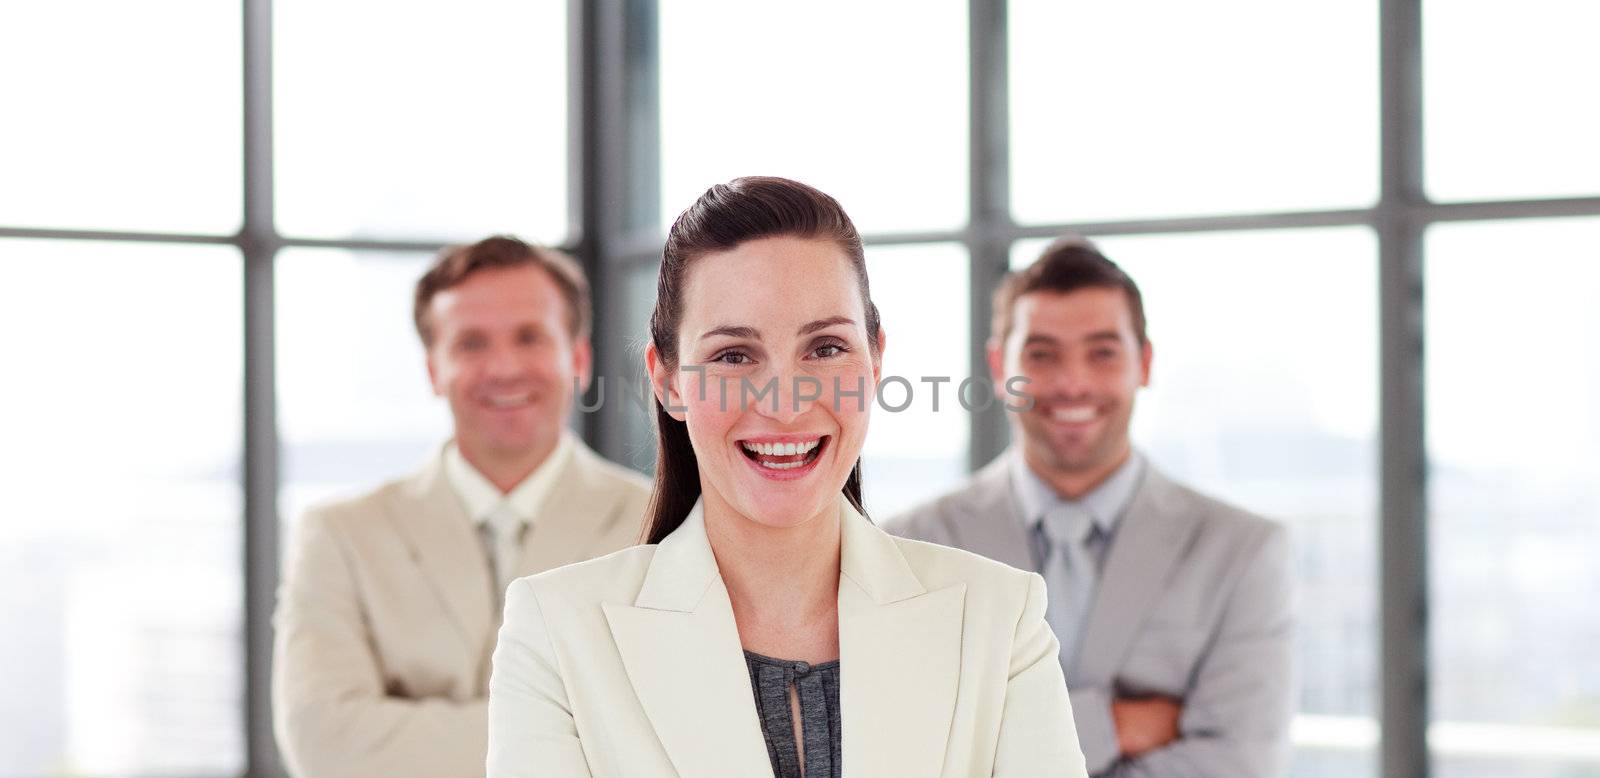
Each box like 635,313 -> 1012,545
272,440 -> 652,778
487,496 -> 1089,777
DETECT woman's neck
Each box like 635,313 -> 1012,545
701,489 -> 842,662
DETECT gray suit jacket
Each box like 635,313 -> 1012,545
884,453 -> 1295,777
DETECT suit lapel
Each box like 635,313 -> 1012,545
1071,466 -> 1200,686
838,500 -> 964,777
387,451 -> 494,652
603,503 -> 773,777
515,441 -> 631,578
954,455 -> 1037,572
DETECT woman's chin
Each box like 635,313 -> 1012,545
731,491 -> 837,531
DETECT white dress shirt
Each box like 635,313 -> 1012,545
443,433 -> 574,600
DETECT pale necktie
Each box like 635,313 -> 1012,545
1036,504 -> 1098,669
485,505 -> 527,605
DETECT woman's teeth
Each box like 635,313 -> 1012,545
760,459 -> 809,470
740,440 -> 821,456
740,438 -> 824,470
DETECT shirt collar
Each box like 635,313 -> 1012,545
1009,446 -> 1146,537
443,432 -> 575,527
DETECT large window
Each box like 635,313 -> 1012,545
1426,218 -> 1600,778
1009,0 -> 1378,223
275,249 -> 451,547
861,244 -> 972,518
660,0 -> 970,235
0,2 -> 242,234
274,0 -> 568,243
1424,2 -> 1600,203
0,240 -> 244,775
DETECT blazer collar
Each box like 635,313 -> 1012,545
840,496 -> 927,605
628,494 -> 932,611
953,454 -> 1037,572
629,499 -> 722,612
606,495 -> 965,777
1070,464 -> 1202,686
390,448 -> 495,651
836,499 -> 965,777
513,440 -> 634,579
603,499 -> 767,776
388,440 -> 628,655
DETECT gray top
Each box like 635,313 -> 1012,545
744,651 -> 841,778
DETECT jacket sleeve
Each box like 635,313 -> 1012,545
487,578 -> 593,777
1068,686 -> 1122,773
993,573 -> 1092,777
1102,524 -> 1297,778
271,508 -> 487,778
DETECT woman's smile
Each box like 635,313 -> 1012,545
736,434 -> 831,481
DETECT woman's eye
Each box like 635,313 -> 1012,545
713,351 -> 750,365
814,344 -> 844,358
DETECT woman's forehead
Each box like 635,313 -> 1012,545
680,237 -> 866,332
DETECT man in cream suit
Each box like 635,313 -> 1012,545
886,238 -> 1295,776
272,236 -> 652,778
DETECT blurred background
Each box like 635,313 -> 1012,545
1,1 -> 1597,776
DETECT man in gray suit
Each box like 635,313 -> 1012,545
885,238 -> 1295,776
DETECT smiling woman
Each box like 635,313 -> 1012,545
485,177 -> 1090,777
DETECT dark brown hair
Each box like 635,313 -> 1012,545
413,235 -> 592,346
643,176 -> 882,544
992,235 -> 1148,346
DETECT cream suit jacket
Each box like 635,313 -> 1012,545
487,496 -> 1091,777
272,440 -> 652,778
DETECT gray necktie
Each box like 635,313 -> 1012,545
1036,504 -> 1097,670
484,506 -> 526,606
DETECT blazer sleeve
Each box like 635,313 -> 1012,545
993,573 -> 1092,777
271,507 -> 487,778
487,578 -> 593,778
1103,524 -> 1297,778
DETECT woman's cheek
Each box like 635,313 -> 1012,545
822,364 -> 876,435
683,373 -> 741,422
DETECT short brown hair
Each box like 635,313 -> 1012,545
992,235 -> 1147,345
413,235 -> 591,346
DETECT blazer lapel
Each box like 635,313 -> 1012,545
387,450 -> 494,652
838,499 -> 965,777
1071,465 -> 1200,686
515,440 -> 632,578
954,454 -> 1037,572
602,503 -> 773,777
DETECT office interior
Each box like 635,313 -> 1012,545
1,1 -> 1597,776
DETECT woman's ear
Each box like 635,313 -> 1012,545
645,342 -> 687,422
871,326 -> 887,386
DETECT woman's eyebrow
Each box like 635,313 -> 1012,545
798,316 -> 855,336
700,324 -> 760,341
